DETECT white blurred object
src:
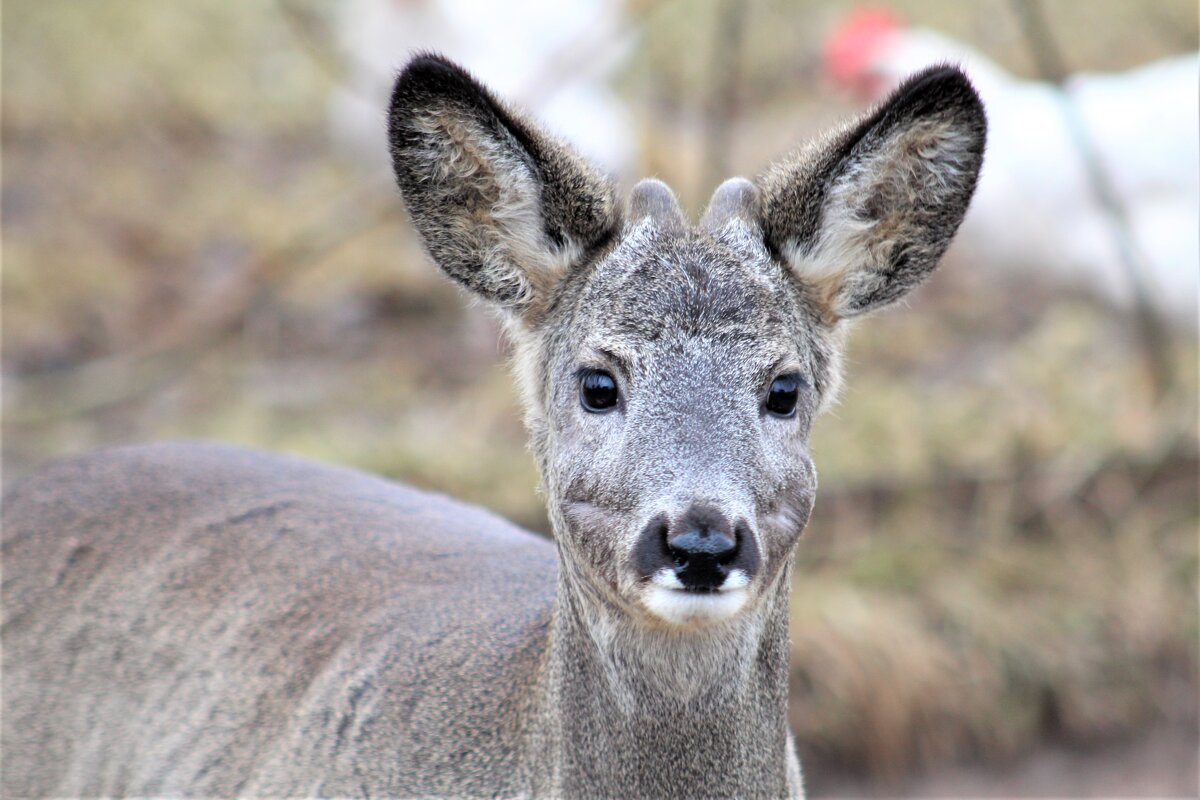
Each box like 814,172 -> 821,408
328,0 -> 635,177
824,9 -> 1200,332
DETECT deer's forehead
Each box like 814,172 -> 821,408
571,224 -> 798,346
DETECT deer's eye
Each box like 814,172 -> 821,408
765,374 -> 802,418
580,369 -> 619,413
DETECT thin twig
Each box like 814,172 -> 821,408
1008,0 -> 1175,398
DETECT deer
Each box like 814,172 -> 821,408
1,54 -> 984,798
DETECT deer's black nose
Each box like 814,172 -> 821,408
666,506 -> 738,591
668,527 -> 736,558
631,505 -> 761,592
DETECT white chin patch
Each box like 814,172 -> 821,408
643,569 -> 750,626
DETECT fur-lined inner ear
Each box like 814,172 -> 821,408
759,65 -> 986,322
402,110 -> 570,305
389,54 -> 618,319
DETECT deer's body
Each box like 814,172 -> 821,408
3,444 -> 556,797
2,55 -> 984,798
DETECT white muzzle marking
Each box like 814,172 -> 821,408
644,568 -> 750,625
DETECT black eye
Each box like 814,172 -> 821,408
580,369 -> 619,413
765,373 -> 802,418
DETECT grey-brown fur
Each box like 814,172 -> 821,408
2,55 -> 984,798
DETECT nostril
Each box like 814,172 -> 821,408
734,521 -> 753,558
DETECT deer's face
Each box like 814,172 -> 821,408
389,56 -> 984,628
540,200 -> 828,626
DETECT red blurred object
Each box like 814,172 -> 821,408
823,7 -> 902,96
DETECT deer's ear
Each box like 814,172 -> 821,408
388,54 -> 619,318
757,65 -> 985,321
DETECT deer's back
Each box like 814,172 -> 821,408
1,442 -> 556,797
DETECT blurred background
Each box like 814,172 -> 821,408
3,1 -> 1197,795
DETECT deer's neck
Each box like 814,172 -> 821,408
526,568 -> 796,798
